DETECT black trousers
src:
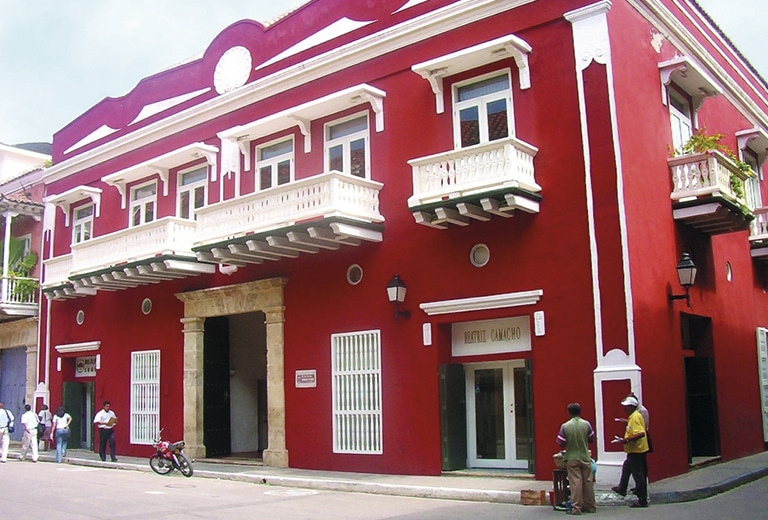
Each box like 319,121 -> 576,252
617,452 -> 648,505
98,428 -> 116,461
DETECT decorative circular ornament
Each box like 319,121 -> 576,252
142,298 -> 153,315
213,46 -> 252,95
76,310 -> 85,325
347,264 -> 363,285
470,243 -> 490,267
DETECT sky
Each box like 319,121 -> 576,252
0,0 -> 765,146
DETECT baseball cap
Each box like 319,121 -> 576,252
621,396 -> 638,407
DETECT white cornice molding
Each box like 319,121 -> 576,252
627,0 -> 768,131
420,289 -> 543,315
43,0 -> 535,184
564,0 -> 611,23
44,185 -> 102,226
55,340 -> 101,354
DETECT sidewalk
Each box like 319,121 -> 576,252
8,444 -> 768,506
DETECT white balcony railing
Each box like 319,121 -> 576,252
194,171 -> 384,247
750,206 -> 768,243
407,136 -> 540,207
69,217 -> 198,276
668,150 -> 750,205
0,276 -> 38,305
42,254 -> 73,288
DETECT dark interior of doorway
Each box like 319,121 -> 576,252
62,381 -> 94,450
204,315 -> 232,458
681,313 -> 720,463
203,313 -> 268,462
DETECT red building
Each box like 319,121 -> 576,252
38,0 -> 768,483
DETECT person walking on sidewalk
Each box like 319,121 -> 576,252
611,396 -> 650,508
38,404 -> 53,451
94,400 -> 118,462
556,402 -> 597,515
19,404 -> 40,462
0,401 -> 14,463
51,405 -> 72,463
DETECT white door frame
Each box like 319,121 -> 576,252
465,360 -> 527,469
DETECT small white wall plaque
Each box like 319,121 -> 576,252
423,323 -> 432,346
295,369 -> 317,388
534,310 -> 545,336
75,356 -> 97,377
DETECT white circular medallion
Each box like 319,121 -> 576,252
213,46 -> 252,94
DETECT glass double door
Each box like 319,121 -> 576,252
466,361 -> 531,469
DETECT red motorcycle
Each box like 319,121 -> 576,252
149,429 -> 193,477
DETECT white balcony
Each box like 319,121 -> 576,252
749,207 -> 768,261
70,216 -> 197,275
0,276 -> 38,319
42,254 -> 73,289
668,150 -> 754,234
406,137 -> 540,229
42,218 -> 215,298
193,171 -> 384,264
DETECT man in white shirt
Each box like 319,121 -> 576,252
0,401 -> 14,463
19,404 -> 39,462
93,400 -> 118,462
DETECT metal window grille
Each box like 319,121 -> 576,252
331,330 -> 382,454
130,350 -> 160,444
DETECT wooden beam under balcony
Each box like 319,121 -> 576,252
672,198 -> 753,235
410,187 -> 541,229
192,217 -> 383,266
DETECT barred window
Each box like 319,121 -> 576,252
130,350 -> 160,444
331,330 -> 382,454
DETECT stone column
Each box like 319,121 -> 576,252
181,316 -> 206,460
262,305 -> 288,468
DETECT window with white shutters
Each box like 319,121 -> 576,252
130,350 -> 160,444
757,328 -> 768,442
331,330 -> 382,454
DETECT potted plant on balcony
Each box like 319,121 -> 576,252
0,237 -> 39,301
10,252 -> 38,300
678,130 -> 754,201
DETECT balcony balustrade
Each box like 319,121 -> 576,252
749,206 -> 768,261
70,217 -> 198,276
668,150 -> 753,234
0,276 -> 38,319
42,218 -> 214,299
406,136 -> 540,228
193,171 -> 384,263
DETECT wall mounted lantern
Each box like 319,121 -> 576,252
386,274 -> 411,321
669,252 -> 697,308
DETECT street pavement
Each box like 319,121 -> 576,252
7,443 -> 768,507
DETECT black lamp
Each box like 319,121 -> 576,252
386,274 -> 411,321
669,252 -> 697,308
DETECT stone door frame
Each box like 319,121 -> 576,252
176,277 -> 288,467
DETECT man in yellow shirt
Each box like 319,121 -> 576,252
611,396 -> 649,508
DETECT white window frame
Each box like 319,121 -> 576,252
257,137 -> 295,190
742,147 -> 762,210
177,165 -> 208,220
331,329 -> 382,454
669,87 -> 694,154
452,69 -> 513,149
325,112 -> 370,179
130,349 -> 160,445
129,181 -> 157,227
72,204 -> 94,244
